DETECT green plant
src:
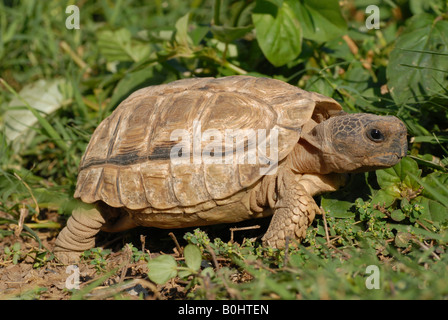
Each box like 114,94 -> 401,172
147,244 -> 203,284
4,242 -> 22,265
81,248 -> 112,273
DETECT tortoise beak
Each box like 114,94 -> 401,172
394,122 -> 408,160
399,139 -> 408,159
372,131 -> 408,167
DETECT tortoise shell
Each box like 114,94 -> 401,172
74,76 -> 342,211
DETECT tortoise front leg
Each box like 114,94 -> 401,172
54,207 -> 106,263
262,173 -> 320,248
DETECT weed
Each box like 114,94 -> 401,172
81,248 -> 112,274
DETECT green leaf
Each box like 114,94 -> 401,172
376,157 -> 421,192
290,0 -> 347,42
147,255 -> 178,284
184,244 -> 202,272
391,224 -> 443,241
252,0 -> 302,67
201,267 -> 215,278
391,209 -> 406,222
321,197 -> 354,218
175,13 -> 193,48
416,196 -> 448,224
387,14 -> 448,105
97,28 -> 150,63
108,68 -> 153,111
421,172 -> 448,203
375,172 -> 401,198
410,172 -> 448,208
190,25 -> 210,46
211,24 -> 254,43
371,188 -> 396,207
265,277 -> 295,299
13,253 -> 20,265
12,242 -> 21,252
395,231 -> 412,248
409,0 -> 446,15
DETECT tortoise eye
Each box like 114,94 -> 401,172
367,128 -> 384,142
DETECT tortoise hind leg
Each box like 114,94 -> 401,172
54,207 -> 106,263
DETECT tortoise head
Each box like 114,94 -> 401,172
301,113 -> 408,174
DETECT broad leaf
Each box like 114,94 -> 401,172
416,196 -> 448,225
321,197 -> 354,218
147,255 -> 178,284
252,0 -> 302,67
421,172 -> 448,203
290,0 -> 347,42
387,14 -> 448,105
97,28 -> 150,63
376,157 -> 421,192
370,188 -> 396,207
184,244 -> 202,272
4,78 -> 67,146
372,157 -> 421,206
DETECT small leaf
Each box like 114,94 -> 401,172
175,13 -> 193,48
395,232 -> 412,248
13,253 -> 20,265
12,242 -> 21,252
391,209 -> 406,222
201,267 -> 215,278
147,255 -> 178,284
184,244 -> 202,272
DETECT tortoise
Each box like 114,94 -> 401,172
54,75 -> 407,261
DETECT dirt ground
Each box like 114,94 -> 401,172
0,231 -> 155,299
0,210 -> 266,300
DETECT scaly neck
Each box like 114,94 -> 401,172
289,141 -> 331,174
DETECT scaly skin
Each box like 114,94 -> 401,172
54,207 -> 105,263
261,171 -> 320,247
